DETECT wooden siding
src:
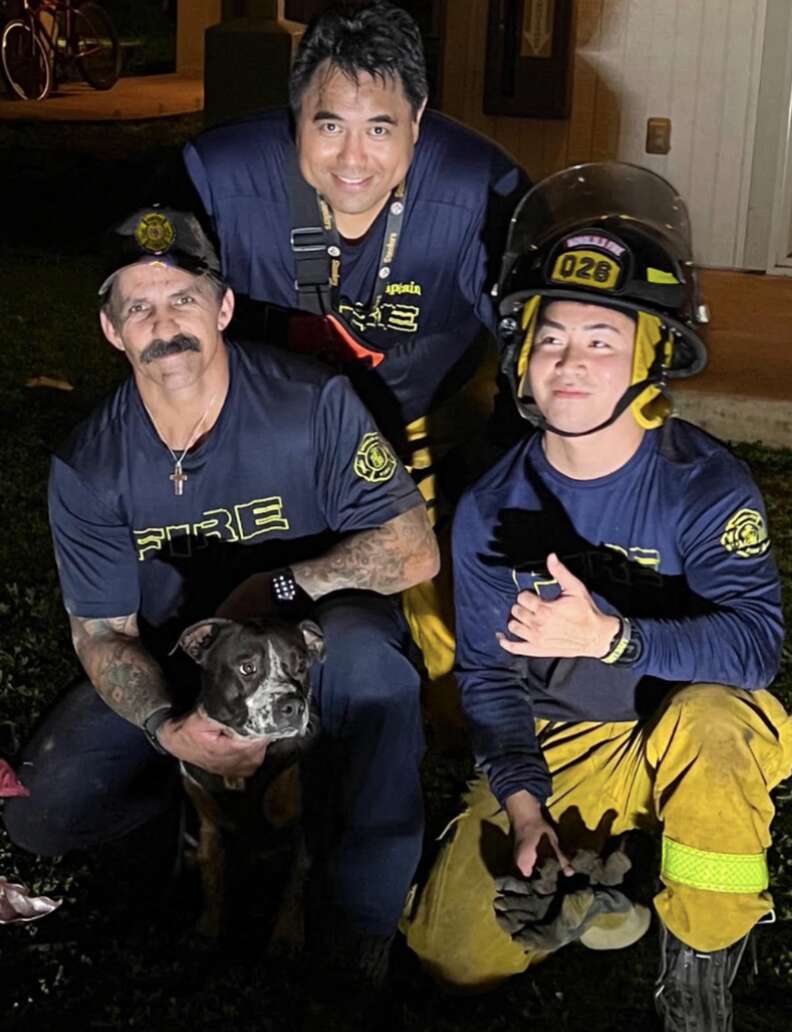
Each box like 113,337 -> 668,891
441,0 -> 767,269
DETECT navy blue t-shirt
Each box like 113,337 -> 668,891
452,420 -> 785,806
183,110 -> 528,424
49,341 -> 421,674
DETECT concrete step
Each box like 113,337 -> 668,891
0,73 -> 203,121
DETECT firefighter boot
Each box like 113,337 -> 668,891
654,920 -> 752,1032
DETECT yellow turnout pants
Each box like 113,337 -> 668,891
406,683 -> 792,991
401,349 -> 500,734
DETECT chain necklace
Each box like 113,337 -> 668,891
145,396 -> 216,496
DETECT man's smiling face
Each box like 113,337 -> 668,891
295,61 -> 425,236
527,300 -> 637,437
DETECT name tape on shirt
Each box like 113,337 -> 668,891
720,508 -> 770,559
354,432 -> 397,484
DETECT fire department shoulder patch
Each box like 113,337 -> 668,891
720,508 -> 770,559
353,432 -> 397,484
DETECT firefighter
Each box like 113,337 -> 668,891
405,161 -> 791,1031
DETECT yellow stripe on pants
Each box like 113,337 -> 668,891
400,354 -> 500,734
405,683 -> 792,990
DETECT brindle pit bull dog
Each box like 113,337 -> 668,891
177,616 -> 324,943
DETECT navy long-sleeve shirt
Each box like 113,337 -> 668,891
183,110 -> 528,425
453,420 -> 784,806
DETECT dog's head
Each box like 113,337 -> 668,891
177,617 -> 325,741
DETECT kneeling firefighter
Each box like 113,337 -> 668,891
405,161 -> 791,1032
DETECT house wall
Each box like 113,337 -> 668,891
441,0 -> 767,269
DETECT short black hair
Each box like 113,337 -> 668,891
289,1 -> 428,118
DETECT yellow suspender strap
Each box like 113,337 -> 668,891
661,837 -> 769,894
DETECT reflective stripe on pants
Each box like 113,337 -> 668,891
405,684 -> 792,989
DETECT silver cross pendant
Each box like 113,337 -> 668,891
170,462 -> 188,496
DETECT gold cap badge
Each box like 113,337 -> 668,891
134,212 -> 175,254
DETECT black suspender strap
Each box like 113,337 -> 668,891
287,147 -> 333,316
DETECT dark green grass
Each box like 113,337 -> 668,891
0,119 -> 790,1030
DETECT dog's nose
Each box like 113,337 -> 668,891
275,694 -> 305,725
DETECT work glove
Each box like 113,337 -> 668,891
493,847 -> 638,952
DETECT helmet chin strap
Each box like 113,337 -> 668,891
517,375 -> 666,438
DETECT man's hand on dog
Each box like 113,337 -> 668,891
158,711 -> 268,778
497,553 -> 619,660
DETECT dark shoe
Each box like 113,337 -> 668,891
654,921 -> 752,1032
303,930 -> 400,1032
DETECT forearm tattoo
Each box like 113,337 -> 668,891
69,614 -> 171,727
295,504 -> 439,598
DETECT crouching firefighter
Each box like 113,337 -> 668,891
404,161 -> 792,1030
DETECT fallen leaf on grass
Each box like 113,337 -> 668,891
0,878 -> 61,923
25,376 -> 74,391
0,759 -> 29,798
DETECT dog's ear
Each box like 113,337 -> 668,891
299,620 -> 326,664
177,618 -> 234,665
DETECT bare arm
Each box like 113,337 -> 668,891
69,612 -> 268,776
217,503 -> 440,619
294,502 -> 439,598
69,612 -> 170,727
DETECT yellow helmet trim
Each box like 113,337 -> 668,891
515,295 -> 542,385
631,312 -> 673,429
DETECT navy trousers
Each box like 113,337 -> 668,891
3,592 -> 425,937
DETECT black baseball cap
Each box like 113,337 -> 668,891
98,205 -> 222,297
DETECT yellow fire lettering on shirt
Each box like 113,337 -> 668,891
627,547 -> 661,568
604,543 -> 661,569
234,497 -> 290,541
381,302 -> 420,333
134,527 -> 167,561
203,507 -> 238,543
532,577 -> 559,599
192,515 -> 224,542
336,298 -> 421,334
337,300 -> 369,333
165,524 -> 192,559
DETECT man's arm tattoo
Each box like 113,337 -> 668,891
69,614 -> 171,727
294,503 -> 440,598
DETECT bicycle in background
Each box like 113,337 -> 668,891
1,0 -> 120,101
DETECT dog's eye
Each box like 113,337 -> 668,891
239,660 -> 257,677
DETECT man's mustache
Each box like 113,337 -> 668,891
141,334 -> 201,364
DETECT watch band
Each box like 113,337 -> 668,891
142,705 -> 173,755
600,617 -> 632,665
616,620 -> 644,666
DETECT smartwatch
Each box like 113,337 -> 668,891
270,567 -> 312,610
600,617 -> 644,667
617,620 -> 644,666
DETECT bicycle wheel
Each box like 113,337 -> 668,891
73,1 -> 120,91
1,20 -> 52,101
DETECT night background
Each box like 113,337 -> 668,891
0,2 -> 790,1029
